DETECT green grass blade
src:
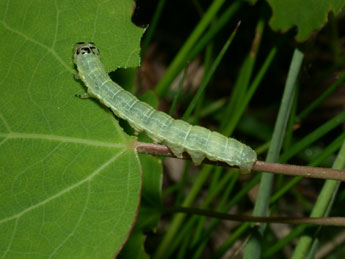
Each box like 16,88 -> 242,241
182,28 -> 238,120
223,42 -> 279,136
297,70 -> 345,121
187,1 -> 242,62
214,223 -> 251,258
141,0 -> 167,55
191,44 -> 213,123
154,0 -> 226,96
154,165 -> 213,258
189,144 -> 268,257
263,224 -> 307,258
214,128 -> 344,258
283,87 -> 299,150
169,65 -> 188,116
243,48 -> 304,259
280,110 -> 345,162
220,18 -> 265,133
270,130 -> 345,204
291,142 -> 345,259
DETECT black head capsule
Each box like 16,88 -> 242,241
73,42 -> 100,56
81,47 -> 91,54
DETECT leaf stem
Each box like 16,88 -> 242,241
163,207 -> 345,226
135,141 -> 345,182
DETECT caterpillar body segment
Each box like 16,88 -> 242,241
73,42 -> 257,172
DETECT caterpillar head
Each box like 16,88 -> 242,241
73,42 -> 100,64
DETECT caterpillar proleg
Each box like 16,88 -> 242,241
73,42 -> 257,172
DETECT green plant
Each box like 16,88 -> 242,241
1,0 -> 345,258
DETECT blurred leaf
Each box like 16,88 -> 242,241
0,0 -> 145,257
267,0 -> 345,41
139,90 -> 159,110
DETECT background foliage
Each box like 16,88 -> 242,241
1,0 -> 345,258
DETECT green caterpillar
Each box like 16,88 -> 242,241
73,42 -> 257,172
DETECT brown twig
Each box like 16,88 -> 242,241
135,141 -> 345,182
163,207 -> 345,226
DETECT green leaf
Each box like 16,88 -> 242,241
119,155 -> 162,259
0,0 -> 145,257
139,91 -> 159,110
267,0 -> 345,41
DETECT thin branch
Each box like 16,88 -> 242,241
163,207 -> 345,226
135,141 -> 345,182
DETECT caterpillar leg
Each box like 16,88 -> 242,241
164,141 -> 184,158
75,93 -> 91,99
188,150 -> 205,166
